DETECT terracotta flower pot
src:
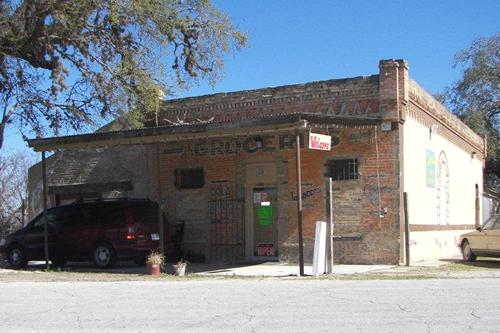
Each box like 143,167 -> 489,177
147,262 -> 161,276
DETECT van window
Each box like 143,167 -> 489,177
57,207 -> 78,227
31,214 -> 48,230
74,206 -> 99,226
99,203 -> 125,224
32,209 -> 64,230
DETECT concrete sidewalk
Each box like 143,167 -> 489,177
0,260 -> 418,277
0,256 -> 466,278
188,262 -> 395,277
185,256 -> 459,277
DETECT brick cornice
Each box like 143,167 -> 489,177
160,76 -> 379,115
408,79 -> 485,154
407,102 -> 485,160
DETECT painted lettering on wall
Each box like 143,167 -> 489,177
162,133 -> 341,156
290,185 -> 322,201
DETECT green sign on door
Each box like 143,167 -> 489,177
258,205 -> 273,226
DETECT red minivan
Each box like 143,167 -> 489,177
0,199 -> 168,269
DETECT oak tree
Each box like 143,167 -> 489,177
0,0 -> 247,151
441,34 -> 499,189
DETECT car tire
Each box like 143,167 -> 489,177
462,240 -> 477,262
7,245 -> 28,269
93,243 -> 116,268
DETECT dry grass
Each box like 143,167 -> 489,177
1,258 -> 499,283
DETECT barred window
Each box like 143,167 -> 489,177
327,158 -> 359,181
175,168 -> 205,189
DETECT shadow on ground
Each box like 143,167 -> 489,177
439,257 -> 500,269
2,260 -> 265,276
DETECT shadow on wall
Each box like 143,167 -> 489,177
28,145 -> 150,219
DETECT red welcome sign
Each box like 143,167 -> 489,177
308,133 -> 331,151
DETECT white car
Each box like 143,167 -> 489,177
458,215 -> 500,261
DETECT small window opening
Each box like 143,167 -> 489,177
175,168 -> 205,189
327,158 -> 359,181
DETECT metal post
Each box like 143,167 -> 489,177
327,177 -> 334,272
41,151 -> 50,270
295,132 -> 304,276
156,143 -> 164,255
155,92 -> 160,128
21,198 -> 25,227
155,89 -> 165,255
475,184 -> 480,228
403,192 -> 410,266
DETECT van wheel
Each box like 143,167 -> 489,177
7,245 -> 28,269
462,240 -> 477,262
93,243 -> 116,268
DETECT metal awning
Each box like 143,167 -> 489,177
27,113 -> 382,152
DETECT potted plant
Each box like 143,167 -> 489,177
146,251 -> 165,276
173,258 -> 188,276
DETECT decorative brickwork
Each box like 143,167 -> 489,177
155,76 -> 381,126
408,79 -> 485,157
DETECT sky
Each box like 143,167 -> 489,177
2,0 -> 499,155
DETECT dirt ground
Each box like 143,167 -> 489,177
1,257 -> 500,282
0,259 -> 191,282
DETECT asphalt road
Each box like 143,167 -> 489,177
0,279 -> 499,332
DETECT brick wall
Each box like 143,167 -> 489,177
147,64 -> 404,264
151,122 -> 401,264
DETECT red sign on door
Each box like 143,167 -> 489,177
257,243 -> 274,256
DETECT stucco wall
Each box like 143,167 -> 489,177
403,115 -> 484,262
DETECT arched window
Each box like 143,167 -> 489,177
436,151 -> 450,225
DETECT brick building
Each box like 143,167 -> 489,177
28,59 -> 485,264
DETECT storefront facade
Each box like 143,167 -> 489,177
27,59 -> 485,265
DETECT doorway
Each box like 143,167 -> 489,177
252,187 -> 279,259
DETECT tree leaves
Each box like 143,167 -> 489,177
0,0 -> 247,151
441,34 -> 499,189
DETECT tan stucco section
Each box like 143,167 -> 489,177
403,115 -> 483,262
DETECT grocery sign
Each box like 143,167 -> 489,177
308,133 -> 332,151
